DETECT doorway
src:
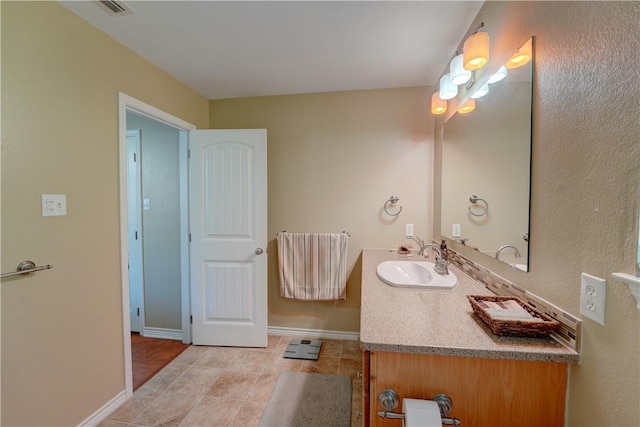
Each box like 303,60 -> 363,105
126,112 -> 184,339
118,93 -> 195,397
118,93 -> 268,396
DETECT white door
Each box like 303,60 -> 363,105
189,129 -> 267,347
127,130 -> 144,333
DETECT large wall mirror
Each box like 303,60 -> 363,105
441,38 -> 534,271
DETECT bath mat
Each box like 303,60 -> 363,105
283,339 -> 322,360
258,372 -> 352,427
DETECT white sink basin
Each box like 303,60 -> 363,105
376,260 -> 457,289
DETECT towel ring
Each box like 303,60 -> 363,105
468,195 -> 489,217
383,195 -> 403,216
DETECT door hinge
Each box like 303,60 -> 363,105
189,233 -> 191,243
133,152 -> 137,162
188,149 -> 191,159
190,315 -> 193,324
137,307 -> 140,316
135,230 -> 138,240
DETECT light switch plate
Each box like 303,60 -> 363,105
452,224 -> 461,237
41,194 -> 67,216
580,273 -> 606,325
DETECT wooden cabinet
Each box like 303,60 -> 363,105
364,350 -> 568,427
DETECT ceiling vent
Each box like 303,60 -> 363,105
98,0 -> 135,17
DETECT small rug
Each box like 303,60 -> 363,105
258,372 -> 352,427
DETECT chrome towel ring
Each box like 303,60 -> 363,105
468,195 -> 489,217
383,195 -> 403,216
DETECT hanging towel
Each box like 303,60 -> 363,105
277,232 -> 349,300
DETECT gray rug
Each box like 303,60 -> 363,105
258,372 -> 352,427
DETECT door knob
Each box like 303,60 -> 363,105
255,248 -> 264,255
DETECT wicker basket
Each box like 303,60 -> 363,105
467,295 -> 560,338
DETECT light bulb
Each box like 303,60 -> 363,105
487,66 -> 507,84
458,99 -> 476,114
471,83 -> 489,99
505,38 -> 532,69
463,32 -> 490,71
439,74 -> 458,101
449,54 -> 471,86
431,92 -> 447,115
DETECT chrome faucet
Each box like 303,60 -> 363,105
407,237 -> 449,275
495,245 -> 521,260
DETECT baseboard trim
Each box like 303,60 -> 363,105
268,326 -> 360,341
78,390 -> 126,427
142,327 -> 183,341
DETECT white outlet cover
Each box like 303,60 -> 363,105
580,273 -> 606,325
452,224 -> 461,237
41,194 -> 67,216
405,224 -> 414,237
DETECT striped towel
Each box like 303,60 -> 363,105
277,232 -> 349,300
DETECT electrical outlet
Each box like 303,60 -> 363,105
405,224 -> 414,237
580,273 -> 606,325
452,224 -> 461,237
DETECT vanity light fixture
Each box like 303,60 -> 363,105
431,92 -> 447,115
487,65 -> 507,84
438,74 -> 458,100
505,38 -> 532,69
471,83 -> 489,99
449,54 -> 472,86
463,24 -> 489,71
458,98 -> 476,114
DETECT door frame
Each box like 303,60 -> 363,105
118,92 -> 195,397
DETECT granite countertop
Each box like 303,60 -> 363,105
360,248 -> 579,363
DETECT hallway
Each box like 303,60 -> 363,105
131,333 -> 190,391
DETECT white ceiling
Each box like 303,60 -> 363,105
61,1 -> 484,100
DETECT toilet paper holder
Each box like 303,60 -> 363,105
377,389 -> 461,426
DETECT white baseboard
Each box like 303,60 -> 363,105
78,390 -> 126,427
268,326 -> 360,341
142,327 -> 183,340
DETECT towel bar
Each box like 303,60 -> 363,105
1,260 -> 53,279
277,230 -> 351,236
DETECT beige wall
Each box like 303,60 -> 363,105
435,2 -> 639,426
1,2 -> 208,425
211,88 -> 434,332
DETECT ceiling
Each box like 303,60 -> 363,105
61,1 -> 484,100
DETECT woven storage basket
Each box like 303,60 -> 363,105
467,295 -> 560,338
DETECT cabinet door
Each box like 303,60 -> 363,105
368,351 -> 568,427
362,351 -> 371,427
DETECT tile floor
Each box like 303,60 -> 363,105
100,335 -> 363,427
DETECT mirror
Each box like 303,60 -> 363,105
441,38 -> 533,271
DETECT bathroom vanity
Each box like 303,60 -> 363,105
360,249 -> 579,427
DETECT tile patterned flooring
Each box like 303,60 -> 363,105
100,335 -> 363,427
